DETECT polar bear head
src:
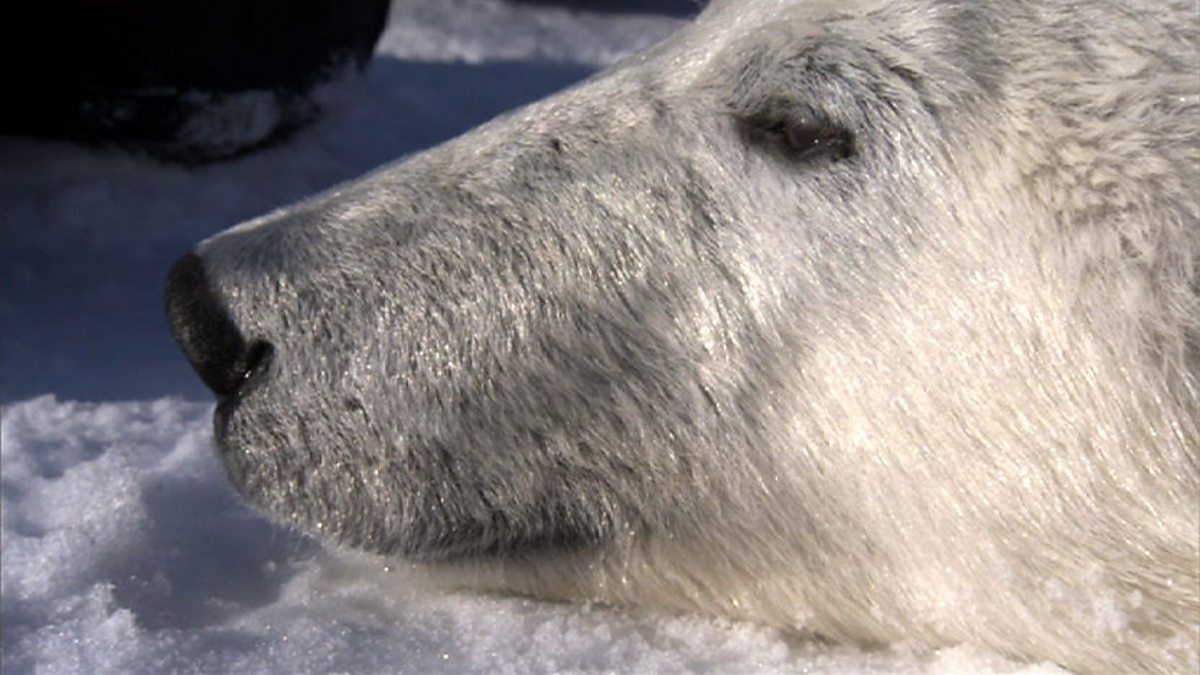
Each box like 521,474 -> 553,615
168,0 -> 1198,671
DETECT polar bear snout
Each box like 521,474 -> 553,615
166,253 -> 275,401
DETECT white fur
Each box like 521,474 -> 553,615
175,1 -> 1199,672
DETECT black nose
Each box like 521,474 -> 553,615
166,253 -> 272,399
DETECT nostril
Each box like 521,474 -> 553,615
165,253 -> 272,399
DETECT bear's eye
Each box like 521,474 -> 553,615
766,119 -> 854,161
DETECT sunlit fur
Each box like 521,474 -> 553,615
187,0 -> 1198,672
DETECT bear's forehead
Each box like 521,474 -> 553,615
629,0 -> 999,116
644,0 -> 950,91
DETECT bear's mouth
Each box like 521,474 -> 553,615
214,339 -> 274,431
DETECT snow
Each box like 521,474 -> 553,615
1,1 -> 1068,672
1,396 -> 1063,673
381,0 -> 683,66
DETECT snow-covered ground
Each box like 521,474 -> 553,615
1,395 -> 1059,673
2,1 -> 1066,672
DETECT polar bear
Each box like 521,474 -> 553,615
166,0 -> 1199,672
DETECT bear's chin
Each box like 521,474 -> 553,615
213,424 -> 617,563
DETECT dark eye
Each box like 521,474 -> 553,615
769,119 -> 854,160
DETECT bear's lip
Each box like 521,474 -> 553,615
213,340 -> 274,439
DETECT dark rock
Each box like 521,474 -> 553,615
6,0 -> 390,162
509,0 -> 702,16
